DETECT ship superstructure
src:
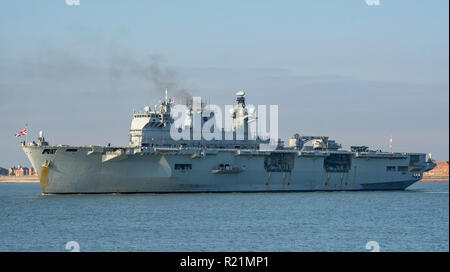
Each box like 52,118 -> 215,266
129,90 -> 269,150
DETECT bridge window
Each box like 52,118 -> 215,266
66,149 -> 78,152
398,166 -> 408,172
386,166 -> 396,172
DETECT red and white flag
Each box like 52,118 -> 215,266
15,128 -> 28,137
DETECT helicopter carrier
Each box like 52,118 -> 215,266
21,91 -> 436,194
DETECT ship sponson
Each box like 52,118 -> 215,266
21,92 -> 436,194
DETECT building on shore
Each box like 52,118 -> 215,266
0,167 -> 8,176
8,166 -> 37,176
422,161 -> 449,182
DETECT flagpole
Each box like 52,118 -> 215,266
389,135 -> 392,153
25,124 -> 28,144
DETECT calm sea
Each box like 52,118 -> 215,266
0,182 -> 448,252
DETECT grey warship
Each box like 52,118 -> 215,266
21,91 -> 436,194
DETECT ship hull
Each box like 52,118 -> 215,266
23,146 -> 427,194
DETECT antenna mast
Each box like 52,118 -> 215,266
389,135 -> 393,153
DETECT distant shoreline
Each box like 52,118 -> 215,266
421,176 -> 449,182
0,175 -> 448,183
0,176 -> 39,183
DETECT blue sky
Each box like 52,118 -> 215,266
0,0 -> 448,167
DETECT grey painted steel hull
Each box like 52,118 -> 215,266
23,146 -> 427,194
